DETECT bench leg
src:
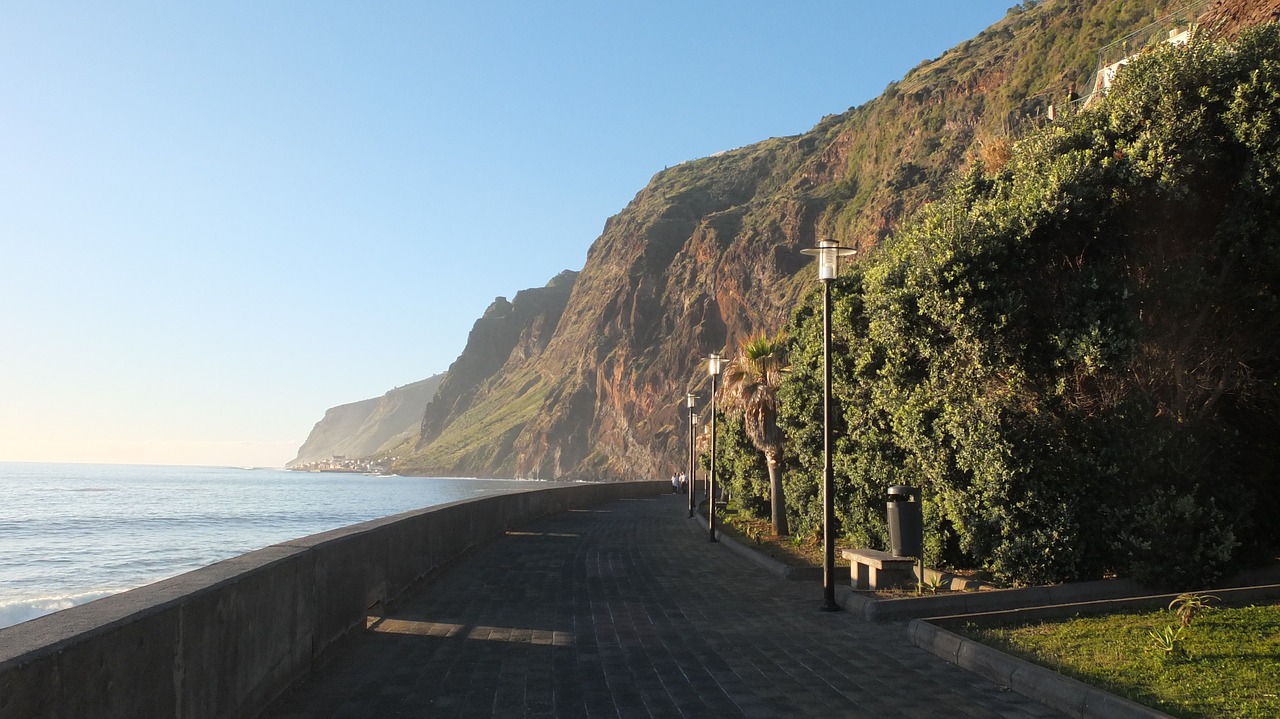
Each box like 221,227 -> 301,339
853,562 -> 871,590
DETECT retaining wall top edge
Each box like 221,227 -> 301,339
275,481 -> 666,549
0,544 -> 306,666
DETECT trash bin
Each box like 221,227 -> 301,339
886,486 -> 922,558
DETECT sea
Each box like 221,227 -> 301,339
0,462 -> 542,630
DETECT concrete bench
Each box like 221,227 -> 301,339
842,548 -> 918,591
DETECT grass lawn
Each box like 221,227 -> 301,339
956,603 -> 1280,718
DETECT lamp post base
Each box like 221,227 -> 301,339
819,600 -> 841,612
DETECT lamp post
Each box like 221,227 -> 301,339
801,239 -> 856,612
687,393 -> 698,518
707,352 -> 724,542
692,412 -> 701,497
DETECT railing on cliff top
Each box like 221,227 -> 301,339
1080,0 -> 1210,109
1002,0 -> 1210,137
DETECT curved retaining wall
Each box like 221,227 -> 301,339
0,480 -> 665,719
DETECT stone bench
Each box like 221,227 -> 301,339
842,548 -> 918,591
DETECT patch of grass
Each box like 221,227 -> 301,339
403,369 -> 548,471
957,603 -> 1280,718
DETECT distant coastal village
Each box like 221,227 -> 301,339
288,455 -> 394,474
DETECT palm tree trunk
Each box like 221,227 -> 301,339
766,453 -> 789,536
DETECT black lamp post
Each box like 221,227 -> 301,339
692,412 -> 701,497
686,392 -> 698,518
707,352 -> 724,542
802,239 -> 856,612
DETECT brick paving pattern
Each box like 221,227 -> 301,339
263,494 -> 1062,718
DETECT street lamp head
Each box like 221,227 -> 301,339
691,412 -> 699,425
708,353 -> 724,377
801,239 -> 857,281
685,392 -> 698,409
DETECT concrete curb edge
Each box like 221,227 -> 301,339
688,511 -> 852,583
685,510 -> 797,579
908,619 -> 1174,719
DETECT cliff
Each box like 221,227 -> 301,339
373,0 -> 1277,481
393,271 -> 578,476
288,375 -> 442,467
1201,0 -> 1280,36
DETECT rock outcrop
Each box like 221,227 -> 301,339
1202,0 -> 1280,38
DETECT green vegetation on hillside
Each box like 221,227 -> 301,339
765,25 -> 1280,588
812,0 -> 1186,251
396,369 -> 550,476
388,1 -> 1209,483
360,0 -> 1280,505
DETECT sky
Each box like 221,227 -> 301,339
0,2 -> 1016,468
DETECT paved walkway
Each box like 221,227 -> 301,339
262,494 -> 1062,718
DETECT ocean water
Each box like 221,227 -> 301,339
0,462 -> 541,630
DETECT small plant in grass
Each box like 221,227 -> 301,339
1169,592 -> 1218,628
1147,624 -> 1186,659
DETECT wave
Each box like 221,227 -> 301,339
0,589 -> 124,630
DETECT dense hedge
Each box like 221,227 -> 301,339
776,26 -> 1280,589
710,413 -> 771,518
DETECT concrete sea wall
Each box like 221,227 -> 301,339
0,480 -> 665,719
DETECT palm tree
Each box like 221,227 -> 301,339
722,333 -> 790,536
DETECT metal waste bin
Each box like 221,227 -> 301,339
886,485 -> 922,558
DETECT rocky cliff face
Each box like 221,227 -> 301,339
289,375 -> 443,467
1202,0 -> 1280,37
380,0 -> 1276,481
394,271 -> 578,476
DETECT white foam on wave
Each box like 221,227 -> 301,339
0,589 -> 123,630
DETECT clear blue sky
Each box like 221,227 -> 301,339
0,2 -> 1015,467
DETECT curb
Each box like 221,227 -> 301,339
840,577 -> 1146,622
925,583 -> 1280,628
685,510 -> 794,578
843,565 -> 1280,623
712,522 -> 798,578
908,619 -> 1174,719
690,512 -> 852,582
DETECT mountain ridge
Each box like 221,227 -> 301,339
297,0 -> 1279,481
395,0 -> 1190,480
